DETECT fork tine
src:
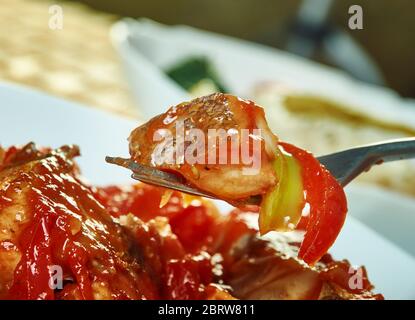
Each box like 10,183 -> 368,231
105,156 -> 182,183
105,156 -> 215,198
130,173 -> 215,198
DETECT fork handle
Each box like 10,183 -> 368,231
317,137 -> 415,186
366,137 -> 415,163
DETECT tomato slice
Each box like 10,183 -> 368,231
8,214 -> 55,300
280,142 -> 347,265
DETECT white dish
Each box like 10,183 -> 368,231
111,18 -> 415,128
1,82 -> 415,299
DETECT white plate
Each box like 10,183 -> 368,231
111,18 -> 415,126
1,82 -> 415,299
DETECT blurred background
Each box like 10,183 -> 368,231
77,0 -> 415,96
1,0 -> 415,196
1,0 -> 415,115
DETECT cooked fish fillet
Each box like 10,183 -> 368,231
128,93 -> 279,202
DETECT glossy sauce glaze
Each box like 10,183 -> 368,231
97,185 -> 381,300
0,144 -> 378,300
1,145 -> 158,299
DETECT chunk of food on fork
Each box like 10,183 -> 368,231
128,93 -> 279,201
115,93 -> 348,265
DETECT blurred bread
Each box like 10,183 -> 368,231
0,0 -> 137,118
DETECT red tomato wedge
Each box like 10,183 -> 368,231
280,142 -> 348,265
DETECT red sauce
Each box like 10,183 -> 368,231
163,253 -> 213,300
7,153 -> 93,299
3,147 -> 159,300
96,185 -> 216,254
1,144 -> 379,300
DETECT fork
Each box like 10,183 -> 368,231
105,137 -> 415,200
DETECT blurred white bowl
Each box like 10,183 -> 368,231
111,18 -> 415,126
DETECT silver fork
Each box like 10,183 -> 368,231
105,138 -> 415,200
